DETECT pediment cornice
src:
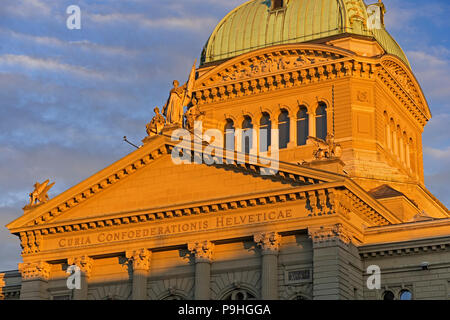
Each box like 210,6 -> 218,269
16,180 -> 400,256
378,55 -> 431,126
8,133 -> 402,257
7,135 -> 346,233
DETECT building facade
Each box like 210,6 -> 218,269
2,0 -> 450,300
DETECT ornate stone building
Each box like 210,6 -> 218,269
2,0 -> 449,300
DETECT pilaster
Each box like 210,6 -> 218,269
188,240 -> 214,300
126,249 -> 152,300
309,224 -> 363,300
254,232 -> 281,300
67,255 -> 93,300
18,261 -> 51,300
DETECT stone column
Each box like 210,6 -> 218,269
126,249 -> 151,300
254,232 -> 281,300
18,261 -> 51,300
288,115 -> 297,148
67,256 -> 93,300
309,110 -> 316,138
309,224 -> 363,300
188,240 -> 214,300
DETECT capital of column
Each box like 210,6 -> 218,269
18,261 -> 51,281
67,255 -> 94,277
188,240 -> 214,263
254,232 -> 281,255
308,223 -> 352,245
126,248 -> 152,272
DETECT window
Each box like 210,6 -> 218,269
315,103 -> 327,141
383,291 -> 395,300
242,116 -> 253,154
272,0 -> 284,10
399,290 -> 412,300
223,289 -> 256,300
259,113 -> 271,152
278,110 -> 290,149
224,119 -> 235,151
297,107 -> 309,146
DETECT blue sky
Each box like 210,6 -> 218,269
0,0 -> 449,271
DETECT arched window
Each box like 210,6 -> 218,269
242,116 -> 253,154
224,119 -> 235,151
315,102 -> 327,140
383,291 -> 395,300
223,289 -> 256,300
259,113 -> 271,152
297,106 -> 309,146
278,109 -> 290,149
399,290 -> 412,300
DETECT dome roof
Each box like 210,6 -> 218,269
201,0 -> 409,67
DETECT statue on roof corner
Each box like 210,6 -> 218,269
162,60 -> 197,127
27,180 -> 55,208
146,107 -> 165,137
307,134 -> 342,160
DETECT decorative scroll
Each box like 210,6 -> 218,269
188,240 -> 215,262
126,249 -> 152,271
254,232 -> 281,254
308,223 -> 353,245
18,262 -> 51,281
67,256 -> 94,277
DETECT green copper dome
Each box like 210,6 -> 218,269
201,0 -> 409,67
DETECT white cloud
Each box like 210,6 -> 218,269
408,50 -> 450,99
87,13 -> 217,32
0,54 -> 106,80
3,0 -> 52,17
0,28 -> 141,57
424,146 -> 450,160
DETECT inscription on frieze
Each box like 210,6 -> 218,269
53,208 -> 297,250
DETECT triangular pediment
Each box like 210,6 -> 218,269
7,134 -> 344,232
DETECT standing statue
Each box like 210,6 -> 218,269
162,60 -> 197,126
28,180 -> 55,207
146,107 -> 166,137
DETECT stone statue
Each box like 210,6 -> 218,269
184,98 -> 205,131
28,180 -> 55,207
162,60 -> 197,126
146,107 -> 165,137
307,134 -> 342,160
162,80 -> 186,126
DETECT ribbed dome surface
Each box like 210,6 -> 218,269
201,0 -> 409,67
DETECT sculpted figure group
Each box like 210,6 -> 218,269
145,61 -> 199,137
